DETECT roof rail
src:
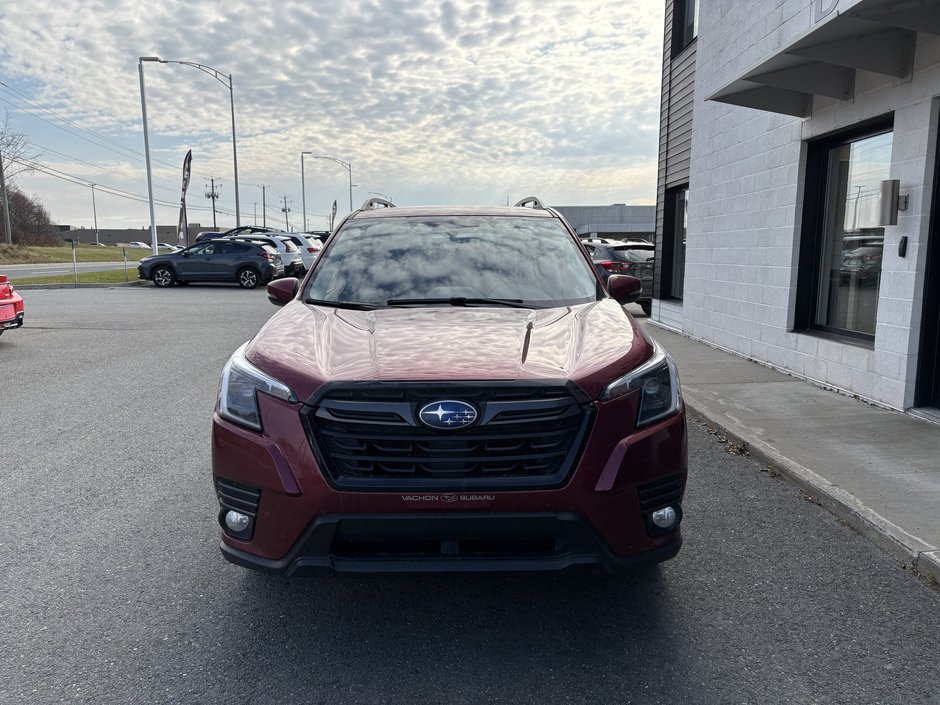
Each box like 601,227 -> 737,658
361,197 -> 395,210
514,196 -> 545,209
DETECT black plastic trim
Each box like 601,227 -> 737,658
300,380 -> 594,492
219,512 -> 682,576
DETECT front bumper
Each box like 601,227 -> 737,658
213,390 -> 687,575
220,512 -> 681,575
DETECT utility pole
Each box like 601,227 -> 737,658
262,185 -> 267,227
91,183 -> 99,245
253,202 -> 257,225
205,178 -> 221,229
281,195 -> 291,231
0,146 -> 11,245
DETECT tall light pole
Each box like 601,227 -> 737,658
312,155 -> 353,212
138,56 -> 160,255
300,151 -> 313,232
149,57 -> 241,226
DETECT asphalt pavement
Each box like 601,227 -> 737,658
643,320 -> 940,586
1,288 -> 938,704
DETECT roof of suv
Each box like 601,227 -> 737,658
349,205 -> 557,220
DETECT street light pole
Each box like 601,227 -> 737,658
301,151 -> 313,232
312,155 -> 353,212
154,58 -> 241,226
138,56 -> 160,256
228,73 -> 240,226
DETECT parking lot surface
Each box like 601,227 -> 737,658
1,287 -> 938,705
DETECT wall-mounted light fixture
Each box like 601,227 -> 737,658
878,179 -> 908,226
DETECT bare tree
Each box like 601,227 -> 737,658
1,113 -> 54,244
0,109 -> 36,184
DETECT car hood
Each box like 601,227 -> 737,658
246,299 -> 651,402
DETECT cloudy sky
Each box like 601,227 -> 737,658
0,0 -> 664,232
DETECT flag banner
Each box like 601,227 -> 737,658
177,150 -> 193,245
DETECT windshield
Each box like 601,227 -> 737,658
305,215 -> 599,307
611,246 -> 655,263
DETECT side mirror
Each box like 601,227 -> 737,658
267,277 -> 299,306
606,274 -> 642,305
181,250 -> 191,257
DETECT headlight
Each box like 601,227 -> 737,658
217,342 -> 296,431
600,339 -> 682,428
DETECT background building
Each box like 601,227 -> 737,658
62,224 -> 219,246
554,204 -> 654,240
653,0 -> 940,418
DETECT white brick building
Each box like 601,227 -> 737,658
653,0 -> 940,417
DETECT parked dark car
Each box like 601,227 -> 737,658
212,197 -> 686,576
195,225 -> 277,243
138,239 -> 283,289
583,240 -> 655,315
840,233 -> 884,283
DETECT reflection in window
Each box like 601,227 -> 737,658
815,131 -> 892,336
305,216 -> 598,307
663,187 -> 687,300
672,0 -> 698,56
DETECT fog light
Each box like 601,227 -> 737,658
224,510 -> 251,533
651,506 -> 678,529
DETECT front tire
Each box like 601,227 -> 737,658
152,266 -> 175,287
237,267 -> 260,289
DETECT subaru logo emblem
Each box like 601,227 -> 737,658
418,400 -> 478,430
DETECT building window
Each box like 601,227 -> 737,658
662,186 -> 688,300
796,119 -> 893,341
672,0 -> 698,56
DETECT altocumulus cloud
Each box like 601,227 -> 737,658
0,0 -> 664,227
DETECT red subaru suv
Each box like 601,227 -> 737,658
212,198 -> 687,575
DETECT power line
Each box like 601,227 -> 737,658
13,156 -> 223,215
0,79 -> 241,187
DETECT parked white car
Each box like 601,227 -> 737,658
227,233 -> 304,276
127,241 -> 150,249
277,233 -> 322,273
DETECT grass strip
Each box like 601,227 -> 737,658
10,269 -> 142,286
0,244 -> 149,265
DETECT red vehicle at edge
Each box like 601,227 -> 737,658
212,198 -> 687,575
0,275 -> 24,337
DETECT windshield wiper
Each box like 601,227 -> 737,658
386,297 -> 531,309
304,298 -> 377,310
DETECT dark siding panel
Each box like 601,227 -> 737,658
654,0 -> 695,301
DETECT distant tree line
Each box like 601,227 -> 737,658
1,110 -> 57,245
2,189 -> 58,245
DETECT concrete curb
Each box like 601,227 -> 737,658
684,402 -> 940,588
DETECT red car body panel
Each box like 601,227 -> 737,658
245,299 -> 651,402
0,275 -> 25,334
